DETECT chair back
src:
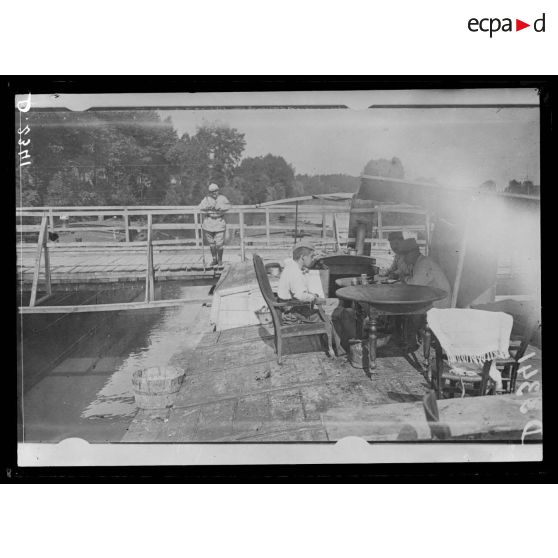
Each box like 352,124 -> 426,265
515,312 -> 541,361
253,254 -> 283,330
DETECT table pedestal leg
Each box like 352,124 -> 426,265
423,325 -> 432,382
355,302 -> 365,339
367,315 -> 378,370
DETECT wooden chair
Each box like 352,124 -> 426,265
430,311 -> 540,398
493,313 -> 541,393
432,345 -> 493,398
253,254 -> 333,364
470,302 -> 541,393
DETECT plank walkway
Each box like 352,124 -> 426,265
16,246 -> 294,285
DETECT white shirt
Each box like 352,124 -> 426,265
277,258 -> 315,302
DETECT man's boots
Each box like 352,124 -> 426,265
217,248 -> 224,266
210,246 -> 218,266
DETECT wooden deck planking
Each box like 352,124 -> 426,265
122,314 -> 542,443
322,392 -> 542,441
123,322 -> 436,442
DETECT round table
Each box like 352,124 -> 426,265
335,277 -> 399,288
335,284 -> 448,372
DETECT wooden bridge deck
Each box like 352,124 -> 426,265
17,246 -> 294,285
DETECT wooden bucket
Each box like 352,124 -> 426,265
132,366 -> 184,409
348,335 -> 392,368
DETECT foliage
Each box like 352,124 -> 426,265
17,110 -> 181,206
362,156 -> 405,179
479,180 -> 497,192
506,179 -> 539,196
234,154 -> 295,204
165,124 -> 246,205
15,109 -> 373,207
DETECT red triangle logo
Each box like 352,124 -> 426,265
516,19 -> 530,31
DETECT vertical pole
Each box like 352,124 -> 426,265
194,210 -> 201,247
44,227 -> 52,297
425,212 -> 431,256
332,213 -> 340,252
124,208 -> 130,243
239,211 -> 245,262
48,208 -> 54,234
377,207 -> 383,240
294,201 -> 299,245
321,212 -> 327,240
29,215 -> 48,307
265,209 -> 270,247
451,198 -> 475,308
145,213 -> 155,302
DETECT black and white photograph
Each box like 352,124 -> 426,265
15,85 -> 543,466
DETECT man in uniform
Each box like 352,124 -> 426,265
380,231 -> 410,280
198,183 -> 231,266
400,238 -> 451,309
398,238 -> 452,348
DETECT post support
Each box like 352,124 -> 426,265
425,212 -> 431,256
451,198 -> 475,308
265,208 -> 270,247
29,215 -> 49,307
145,213 -> 155,302
333,213 -> 340,252
239,211 -> 245,262
124,208 -> 130,243
294,201 -> 299,245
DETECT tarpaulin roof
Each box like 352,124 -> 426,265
356,175 -> 540,308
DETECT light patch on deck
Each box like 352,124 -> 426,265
82,286 -> 211,419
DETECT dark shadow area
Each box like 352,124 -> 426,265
256,325 -> 328,359
386,392 -> 425,403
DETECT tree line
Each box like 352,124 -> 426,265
16,110 -> 361,207
16,110 -> 538,207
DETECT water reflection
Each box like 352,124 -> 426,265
82,284 -> 211,419
20,280 -> 213,440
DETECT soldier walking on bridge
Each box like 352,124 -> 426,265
198,183 -> 231,267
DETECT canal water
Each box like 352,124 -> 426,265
18,280 -> 215,443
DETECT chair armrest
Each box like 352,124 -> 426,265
494,357 -> 517,366
271,299 -> 315,309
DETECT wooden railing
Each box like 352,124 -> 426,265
17,203 -> 431,311
16,204 -> 345,258
17,204 -> 346,309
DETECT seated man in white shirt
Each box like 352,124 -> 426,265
277,245 -> 345,356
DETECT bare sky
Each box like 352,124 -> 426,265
161,107 -> 540,190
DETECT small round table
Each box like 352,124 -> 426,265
335,277 -> 399,288
335,284 -> 448,373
